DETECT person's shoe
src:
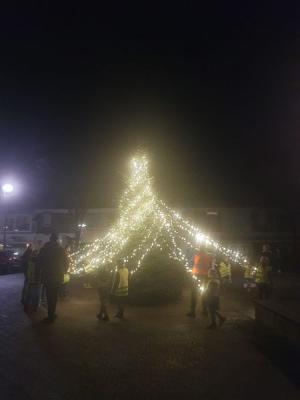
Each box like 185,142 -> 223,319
207,323 -> 217,330
186,312 -> 196,318
96,313 -> 102,321
202,310 -> 208,317
114,313 -> 124,319
102,315 -> 110,321
43,314 -> 57,324
219,316 -> 226,327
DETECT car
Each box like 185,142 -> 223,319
0,250 -> 21,274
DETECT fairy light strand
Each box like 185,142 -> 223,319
70,153 -> 247,277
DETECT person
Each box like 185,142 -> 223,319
218,256 -> 232,289
255,255 -> 272,300
23,250 -> 41,313
37,233 -> 68,323
95,264 -> 112,321
205,266 -> 226,329
261,243 -> 274,271
187,248 -> 212,318
243,261 -> 254,292
21,244 -> 33,272
20,244 -> 33,305
112,262 -> 129,319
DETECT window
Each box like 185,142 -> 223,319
251,211 -> 267,232
42,213 -> 52,227
276,212 -> 291,232
15,216 -> 30,231
6,217 -> 15,231
205,211 -> 221,232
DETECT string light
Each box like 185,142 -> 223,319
70,153 -> 247,279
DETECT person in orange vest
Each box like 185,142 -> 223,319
187,248 -> 212,318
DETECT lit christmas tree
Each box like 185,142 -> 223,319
71,153 -> 247,285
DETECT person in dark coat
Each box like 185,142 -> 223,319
20,244 -> 33,305
37,233 -> 68,323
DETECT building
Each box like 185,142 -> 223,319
0,207 -> 298,267
0,208 -> 117,253
181,207 -> 299,263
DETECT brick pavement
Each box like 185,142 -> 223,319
0,273 -> 299,400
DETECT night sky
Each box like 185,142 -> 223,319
0,3 -> 299,209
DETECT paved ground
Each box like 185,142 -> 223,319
0,273 -> 299,400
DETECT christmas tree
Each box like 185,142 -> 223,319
71,153 -> 246,283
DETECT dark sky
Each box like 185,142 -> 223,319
0,2 -> 299,209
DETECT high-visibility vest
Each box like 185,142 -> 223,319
192,254 -> 201,275
192,252 -> 212,277
255,264 -> 271,284
114,267 -> 129,296
244,265 -> 252,279
219,262 -> 231,278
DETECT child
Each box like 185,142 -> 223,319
205,267 -> 226,329
23,250 -> 41,313
96,264 -> 112,321
112,262 -> 129,319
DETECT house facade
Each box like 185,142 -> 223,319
0,207 -> 298,266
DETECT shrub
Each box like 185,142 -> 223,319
128,250 -> 186,305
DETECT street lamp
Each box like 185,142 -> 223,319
1,183 -> 15,250
2,183 -> 14,194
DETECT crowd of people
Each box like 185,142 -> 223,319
186,249 -> 230,329
20,234 -> 275,327
186,244 -> 275,329
20,233 -> 129,323
21,233 -> 69,323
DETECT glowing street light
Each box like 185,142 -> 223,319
1,183 -> 14,194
